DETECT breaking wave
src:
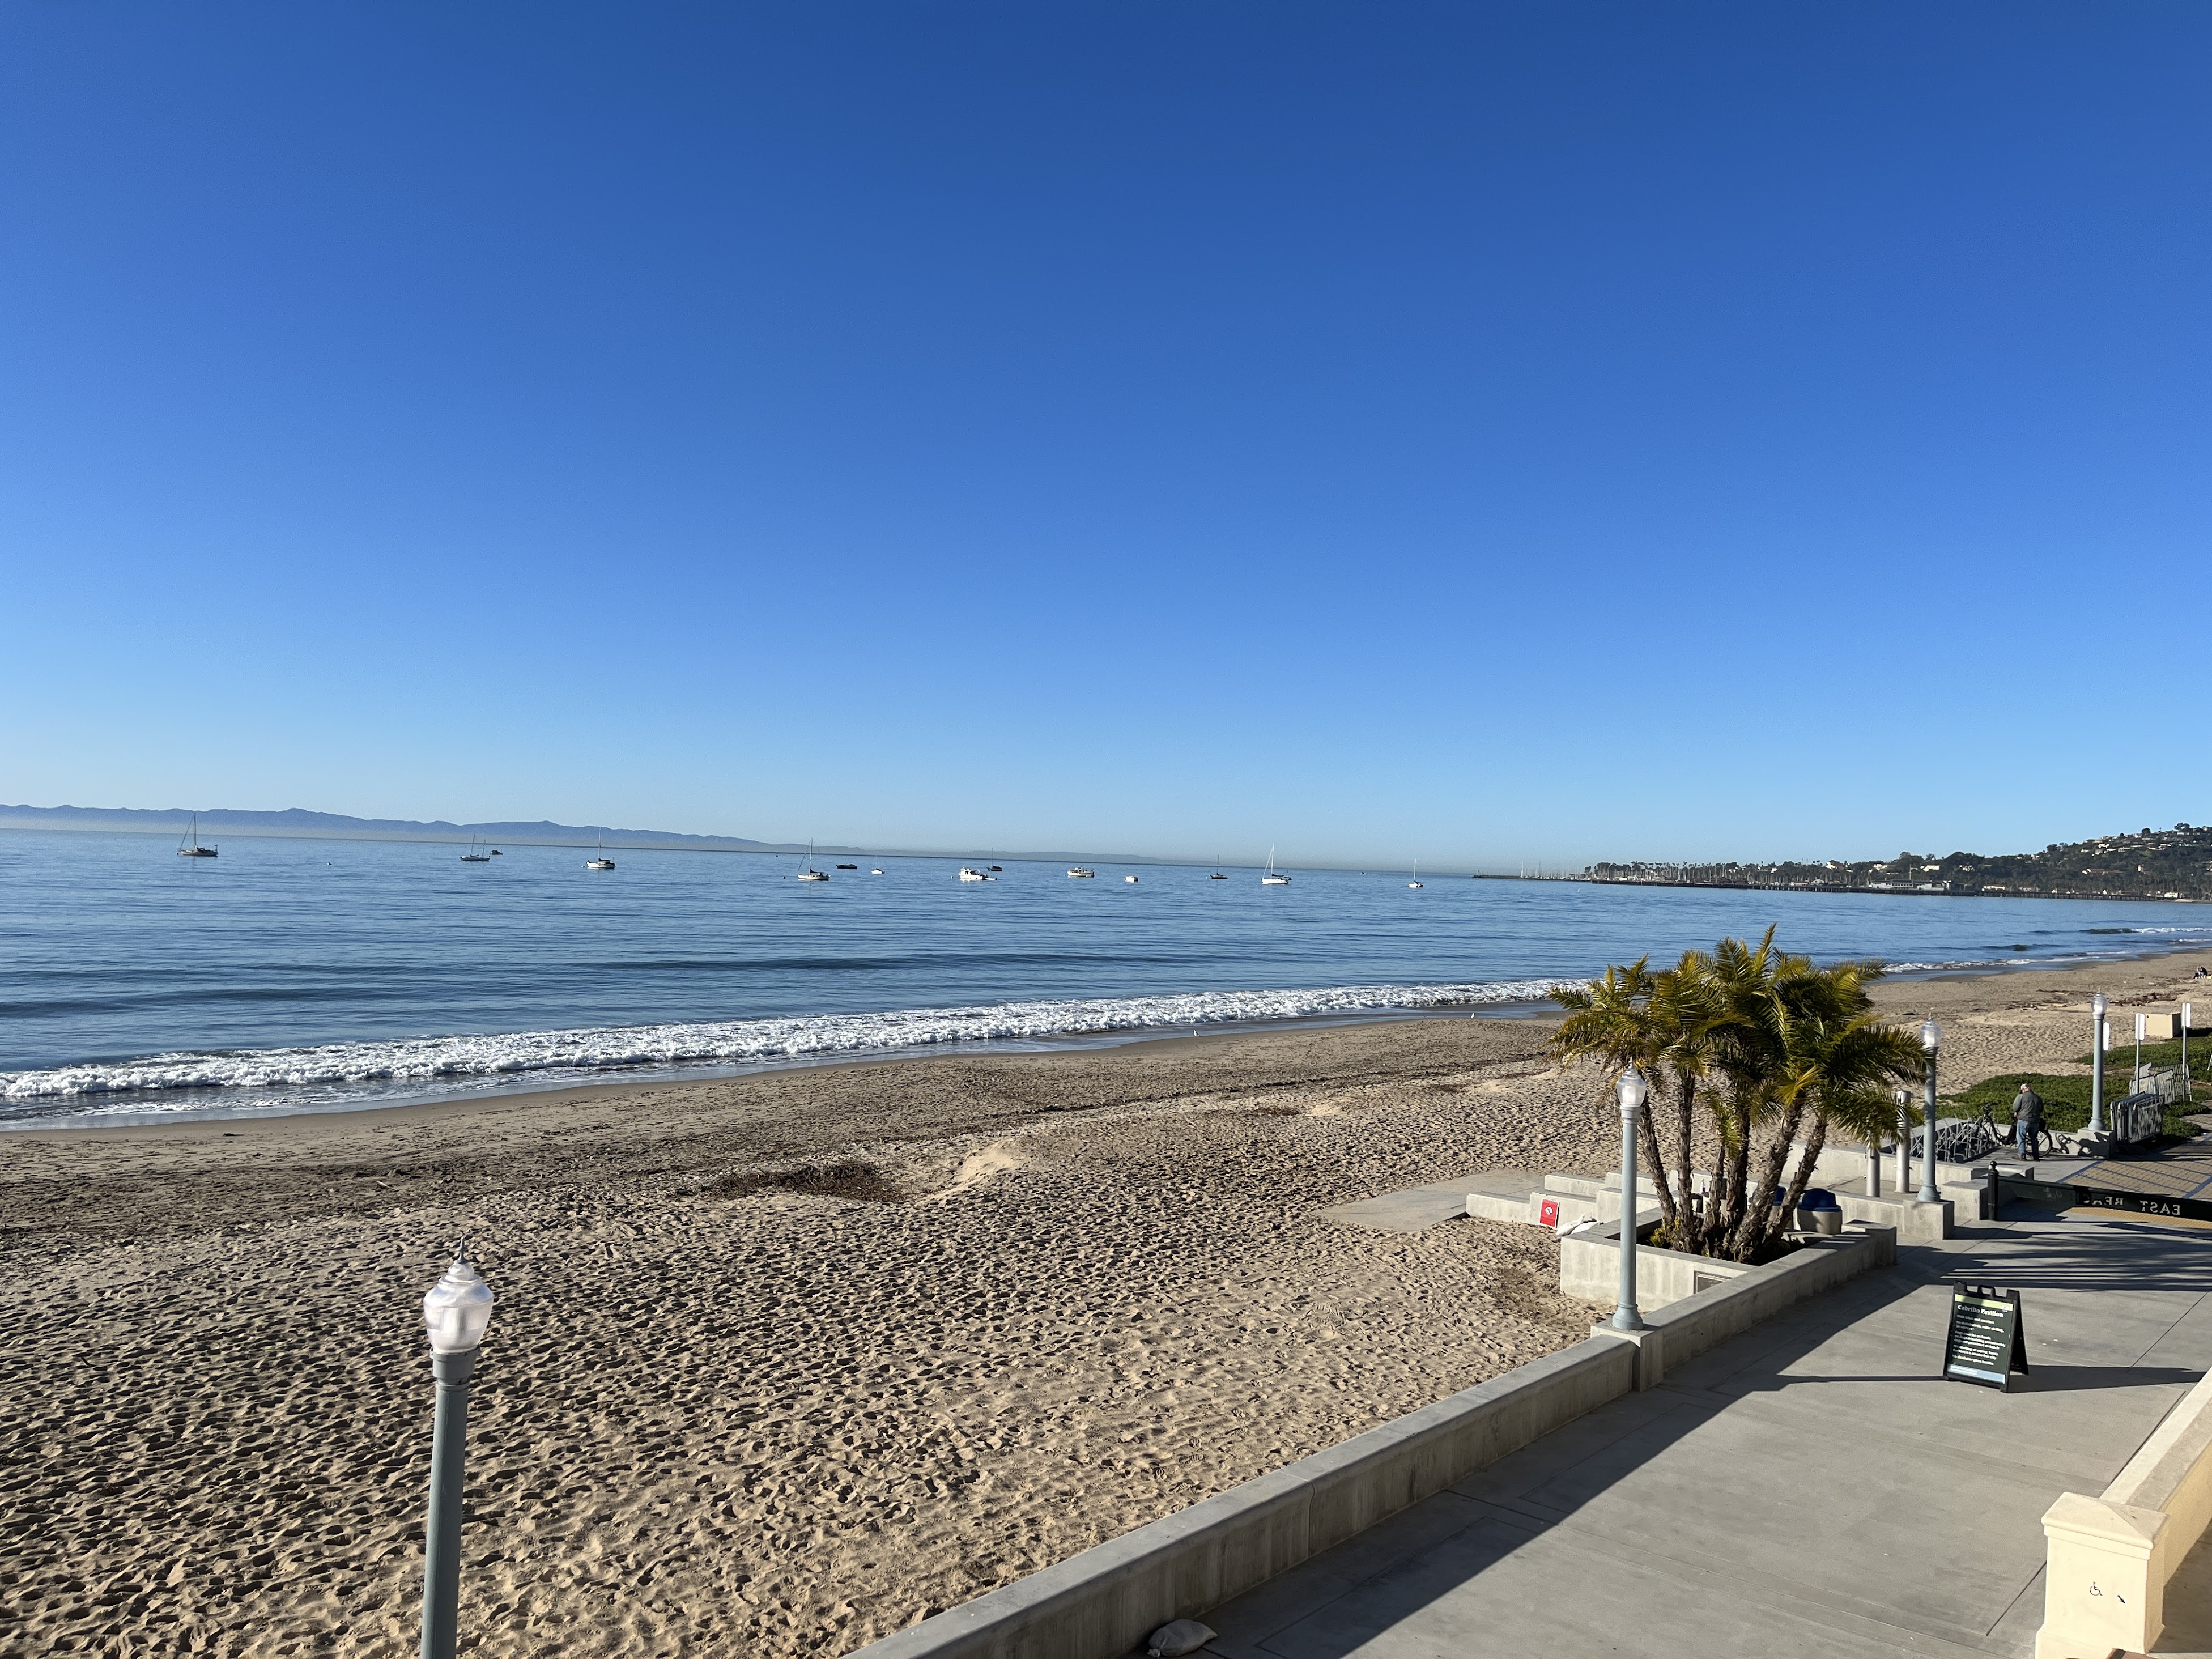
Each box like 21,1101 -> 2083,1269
0,977 -> 1573,1117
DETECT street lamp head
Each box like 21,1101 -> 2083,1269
1617,1066 -> 1648,1118
424,1254 -> 495,1355
1894,1084 -> 1911,1109
1920,1018 -> 1942,1054
2093,992 -> 2108,1018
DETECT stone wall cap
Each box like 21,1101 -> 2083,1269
2041,1490 -> 2167,1552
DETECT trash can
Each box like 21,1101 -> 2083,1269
1795,1188 -> 1843,1235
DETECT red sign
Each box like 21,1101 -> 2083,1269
1538,1197 -> 1560,1228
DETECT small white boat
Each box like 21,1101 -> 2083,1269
958,867 -> 992,882
870,867 -> 885,876
177,813 -> 218,858
1408,858 -> 1423,890
1261,844 -> 1291,885
585,839 -> 615,870
461,836 -> 492,863
1124,874 -> 1139,883
793,841 -> 829,881
1068,866 -> 1096,878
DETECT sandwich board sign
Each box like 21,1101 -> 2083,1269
1945,1284 -> 2028,1391
1538,1197 -> 1561,1228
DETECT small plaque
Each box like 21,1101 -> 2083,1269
1944,1284 -> 2029,1391
1538,1197 -> 1561,1228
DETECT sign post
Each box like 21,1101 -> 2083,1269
1944,1284 -> 2028,1391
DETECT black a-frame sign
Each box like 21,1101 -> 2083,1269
1945,1284 -> 2030,1391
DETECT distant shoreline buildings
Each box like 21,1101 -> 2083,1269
1577,823 -> 2209,903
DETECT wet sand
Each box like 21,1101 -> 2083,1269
4,945 -> 2207,1656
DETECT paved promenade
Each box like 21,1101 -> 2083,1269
1203,1204 -> 2212,1658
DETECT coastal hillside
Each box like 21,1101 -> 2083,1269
1586,822 -> 2212,901
0,803 -> 781,851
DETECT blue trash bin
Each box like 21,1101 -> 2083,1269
1795,1187 -> 1843,1234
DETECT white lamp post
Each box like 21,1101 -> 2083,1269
2090,993 -> 2108,1140
1613,1067 -> 1648,1332
421,1255 -> 495,1659
1894,1084 -> 1912,1196
1918,1019 -> 1942,1204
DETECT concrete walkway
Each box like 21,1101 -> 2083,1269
1202,1205 -> 2212,1658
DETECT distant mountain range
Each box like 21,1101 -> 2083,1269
0,803 -> 1189,866
0,803 -> 789,852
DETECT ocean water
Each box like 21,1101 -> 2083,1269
2,828 -> 2205,1127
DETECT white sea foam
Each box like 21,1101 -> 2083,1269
0,979 -> 1574,1107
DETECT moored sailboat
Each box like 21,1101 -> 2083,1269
177,813 -> 218,858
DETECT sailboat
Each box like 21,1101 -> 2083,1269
794,842 -> 829,882
585,839 -> 615,870
460,836 -> 491,863
1261,845 -> 1291,885
1408,859 -> 1423,890
1210,853 -> 1227,880
177,813 -> 218,858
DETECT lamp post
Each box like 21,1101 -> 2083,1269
421,1255 -> 495,1659
1919,1019 -> 1942,1205
1894,1084 -> 1912,1196
1613,1067 -> 1648,1333
2090,993 -> 2108,1141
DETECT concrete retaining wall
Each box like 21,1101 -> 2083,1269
848,1338 -> 1635,1659
1558,1216 -> 1717,1307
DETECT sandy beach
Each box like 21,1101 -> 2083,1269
5,946 -> 2209,1657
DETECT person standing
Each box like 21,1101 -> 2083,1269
2013,1081 -> 2045,1162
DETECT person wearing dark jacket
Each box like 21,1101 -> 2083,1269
2013,1082 -> 2045,1160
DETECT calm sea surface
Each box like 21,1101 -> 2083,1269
2,829 -> 2203,1126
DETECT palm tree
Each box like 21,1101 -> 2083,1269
1554,933 -> 1922,1264
1724,961 -> 1922,1257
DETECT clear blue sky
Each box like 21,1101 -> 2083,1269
2,4 -> 2205,868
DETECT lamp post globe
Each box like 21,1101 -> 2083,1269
1612,1067 -> 1648,1333
420,1256 -> 494,1659
424,1258 -> 495,1355
1917,1021 -> 1942,1204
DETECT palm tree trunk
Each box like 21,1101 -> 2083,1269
1638,1097 -> 1678,1236
1699,1096 -> 1737,1255
1720,1095 -> 1757,1256
1732,1096 -> 1808,1259
1762,1114 -> 1831,1256
1673,1075 -> 1697,1246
